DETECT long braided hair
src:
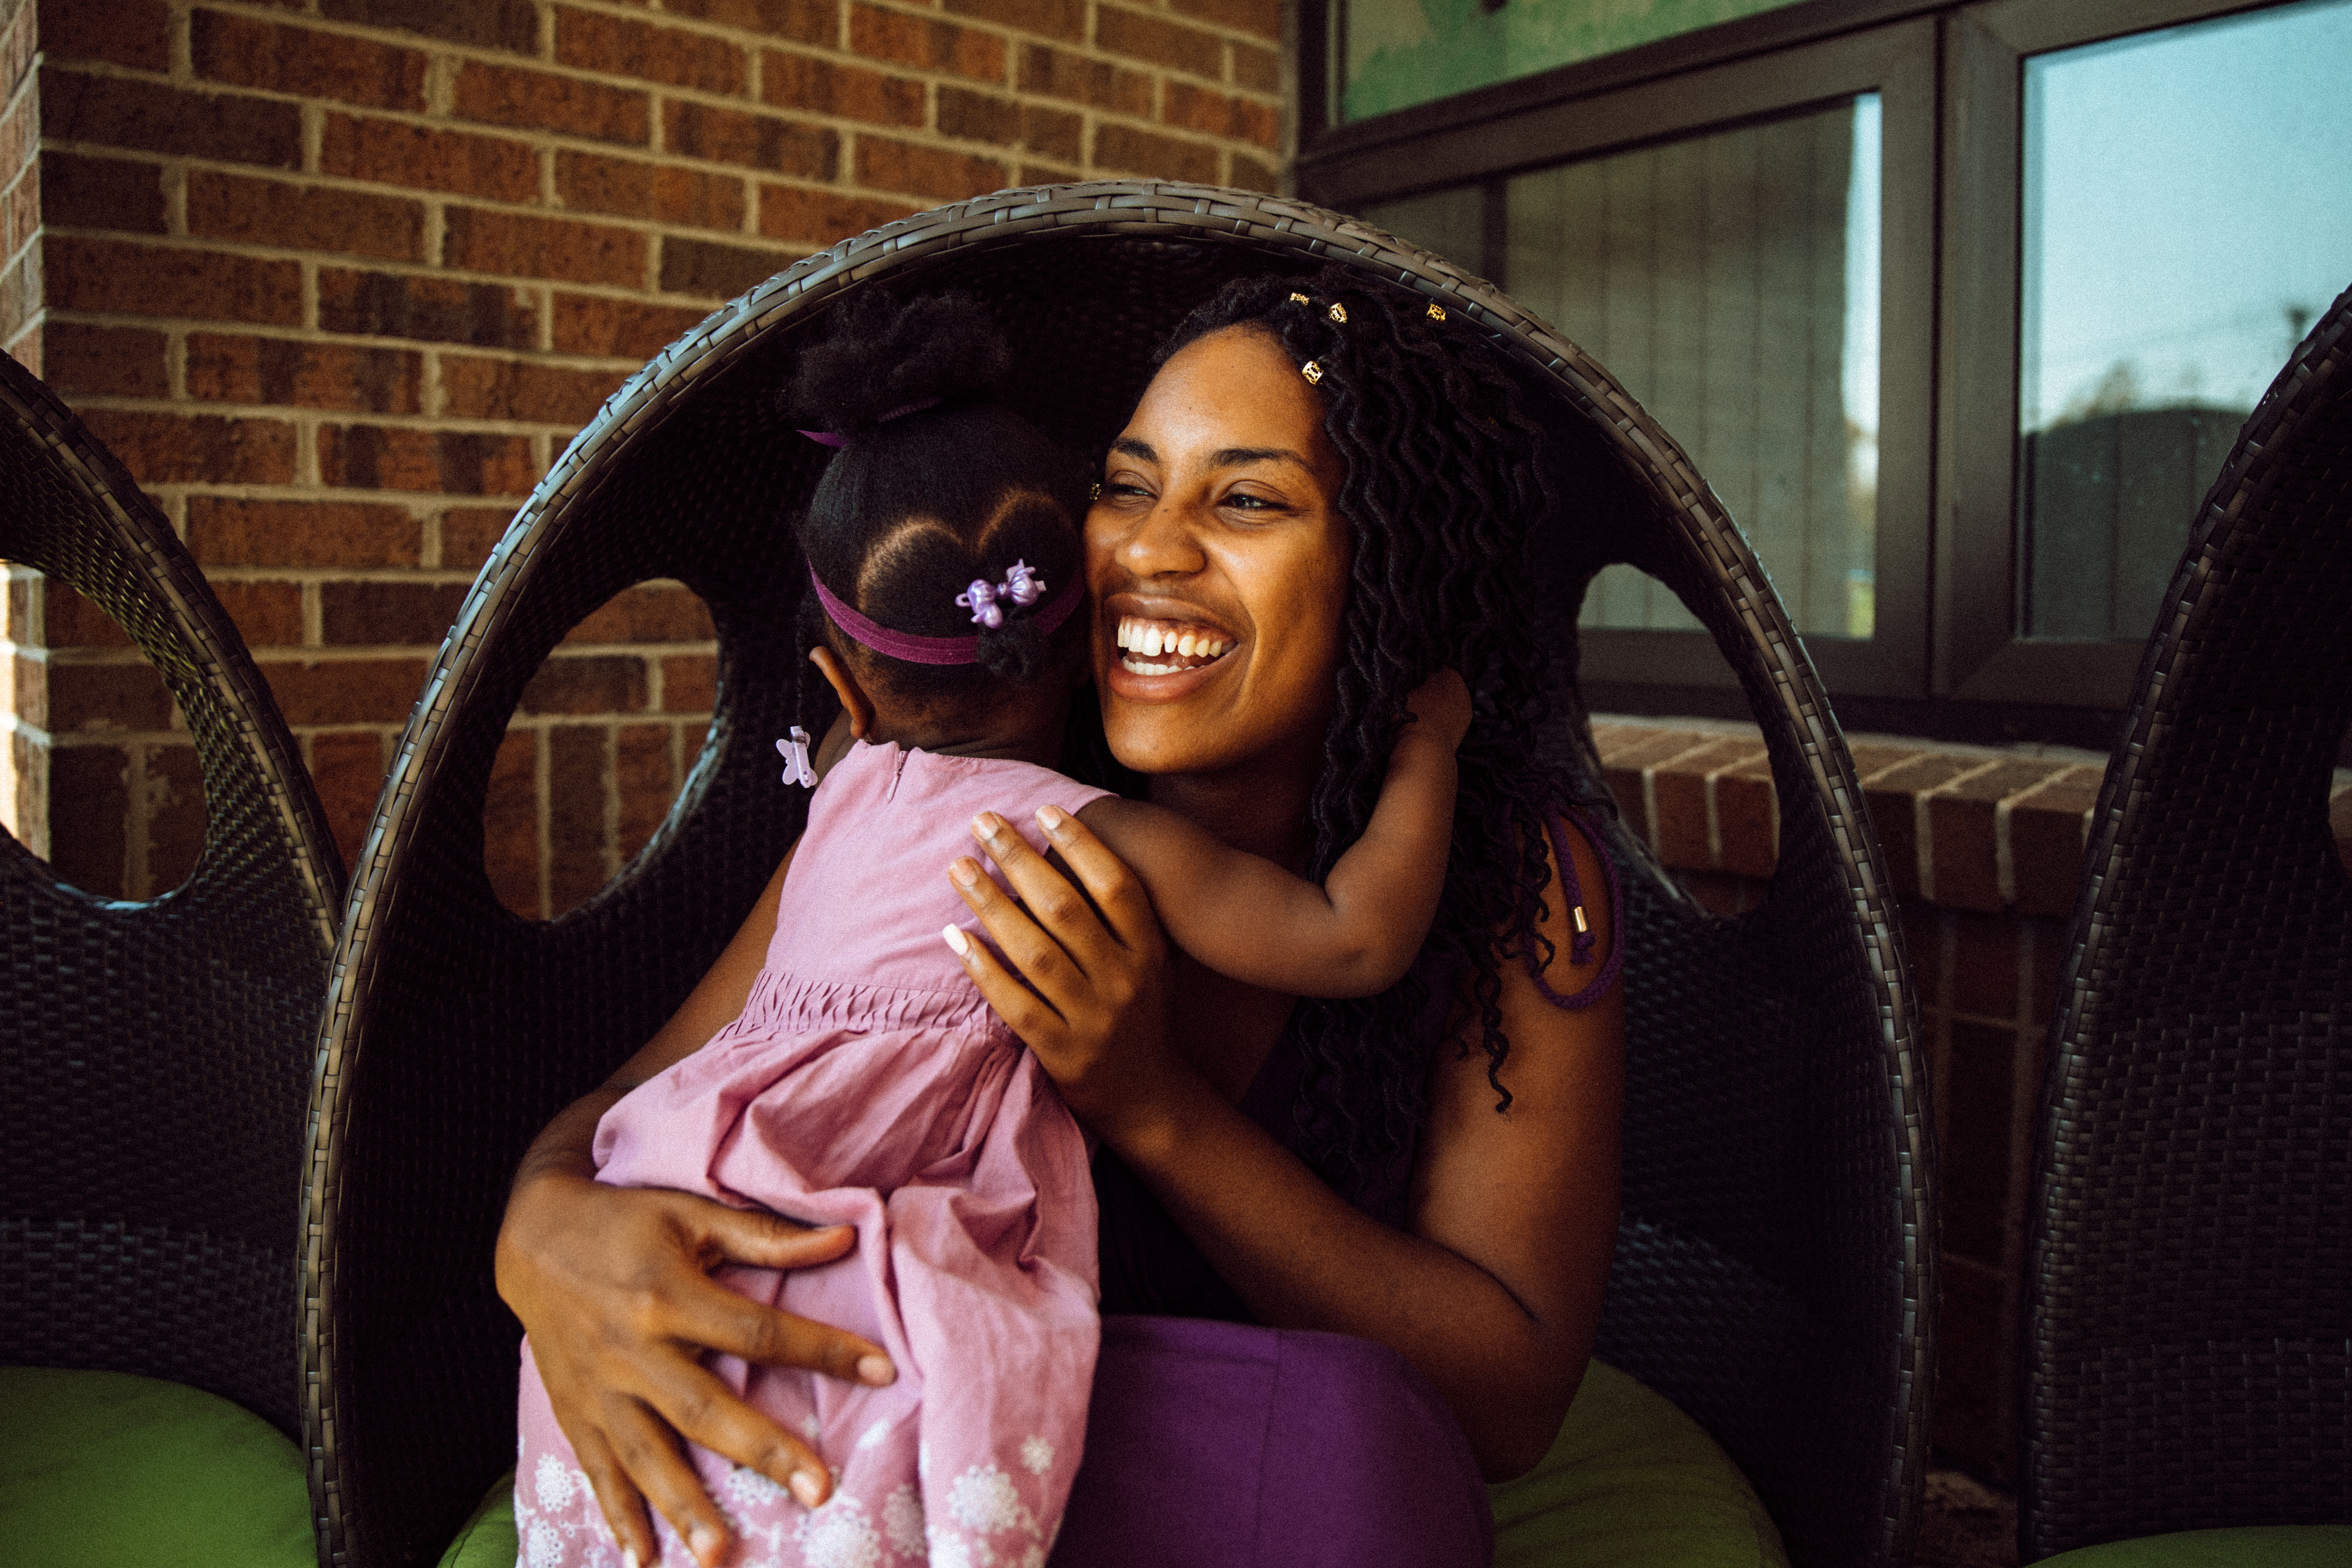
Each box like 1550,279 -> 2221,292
1155,267 -> 1580,1200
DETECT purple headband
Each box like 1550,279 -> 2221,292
808,564 -> 1083,666
796,397 -> 942,448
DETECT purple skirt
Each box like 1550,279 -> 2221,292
1049,1316 -> 1494,1567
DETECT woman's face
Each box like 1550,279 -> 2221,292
1087,324 -> 1351,784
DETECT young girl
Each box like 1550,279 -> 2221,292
512,293 -> 1471,1568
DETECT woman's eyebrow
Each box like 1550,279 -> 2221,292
1210,446 -> 1307,469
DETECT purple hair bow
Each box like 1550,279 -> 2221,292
956,560 -> 1046,629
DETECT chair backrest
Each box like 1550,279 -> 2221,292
0,353 -> 344,1440
305,182 -> 1930,1568
2023,284 -> 2352,1559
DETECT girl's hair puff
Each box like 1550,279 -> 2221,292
785,291 -> 1092,733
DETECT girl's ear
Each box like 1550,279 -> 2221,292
809,644 -> 874,740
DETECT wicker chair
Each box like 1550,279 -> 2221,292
305,183 -> 1931,1568
2021,285 -> 2352,1560
0,353 -> 344,1438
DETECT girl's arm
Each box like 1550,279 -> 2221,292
1068,670 -> 1470,999
944,806 -> 1622,1478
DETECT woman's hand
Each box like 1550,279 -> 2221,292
940,807 -> 1177,1138
497,1154 -> 897,1566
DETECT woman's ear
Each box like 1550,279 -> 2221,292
809,644 -> 874,741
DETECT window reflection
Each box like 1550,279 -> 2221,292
2018,0 -> 2352,641
1505,95 -> 1882,639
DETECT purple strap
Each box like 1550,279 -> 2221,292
1524,801 -> 1626,1010
809,566 -> 1084,666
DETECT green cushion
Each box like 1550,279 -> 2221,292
0,1365 -> 314,1568
2037,1527 -> 2352,1568
1491,1359 -> 1789,1568
443,1360 -> 1787,1566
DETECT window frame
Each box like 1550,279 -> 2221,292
1298,0 -> 2308,734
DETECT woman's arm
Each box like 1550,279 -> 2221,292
1067,670 -> 1472,999
944,810 -> 1623,1478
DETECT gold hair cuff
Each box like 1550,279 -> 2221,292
1328,302 -> 1348,324
1427,302 -> 1447,322
1300,360 -> 1324,384
1288,291 -> 1310,305
1089,482 -> 1101,499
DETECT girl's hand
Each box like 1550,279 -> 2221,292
496,1161 -> 896,1567
1403,667 -> 1473,748
940,808 -> 1177,1139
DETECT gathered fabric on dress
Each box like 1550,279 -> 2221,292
515,740 -> 1110,1568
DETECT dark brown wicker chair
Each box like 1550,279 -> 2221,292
0,353 -> 345,1440
305,182 -> 1932,1568
2021,284 -> 2352,1559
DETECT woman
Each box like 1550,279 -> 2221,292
496,271 -> 1627,1567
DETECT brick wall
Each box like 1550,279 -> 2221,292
13,0 -> 1285,909
1596,714 -> 2352,1480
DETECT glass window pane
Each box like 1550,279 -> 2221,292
2019,0 -> 2352,641
1338,0 -> 1814,123
1505,95 -> 1882,640
1358,187 -> 1485,273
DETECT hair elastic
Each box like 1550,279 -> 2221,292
809,566 -> 1083,666
796,396 -> 945,448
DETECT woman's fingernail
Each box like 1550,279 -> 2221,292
948,858 -> 980,889
973,811 -> 1004,841
858,1353 -> 896,1385
790,1469 -> 825,1509
689,1524 -> 723,1563
622,1551 -> 641,1568
941,924 -> 971,957
1037,804 -> 1068,834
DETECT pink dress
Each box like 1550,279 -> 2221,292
515,739 -> 1110,1568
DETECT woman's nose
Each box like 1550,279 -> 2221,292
1117,499 -> 1207,578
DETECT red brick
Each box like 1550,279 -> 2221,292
1928,758 -> 2069,913
37,0 -> 168,72
11,651 -> 42,727
193,11 -> 427,112
43,578 -> 133,649
1863,754 -> 1983,900
567,582 -> 715,644
455,61 -> 650,146
1096,7 -> 1222,79
143,741 -> 207,895
558,9 -> 745,95
549,721 -> 609,913
757,185 -> 917,246
615,722 -> 677,863
46,236 -> 301,325
5,165 -> 38,259
309,729 -> 387,871
1163,82 -> 1279,148
1943,1015 -> 2021,1264
188,171 -> 423,262
664,101 -> 835,178
441,506 -> 517,569
259,655 -> 431,725
41,152 -> 165,234
1594,728 -> 1706,849
1092,124 -> 1218,184
321,114 -> 539,205
1016,43 -> 1154,113
850,4 -> 1004,82
189,498 -> 422,568
321,580 -> 470,645
557,150 -> 746,231
665,0 -> 833,41
41,65 -> 301,170
551,294 -> 708,359
320,425 -> 538,496
483,727 -> 540,916
1233,41 -> 1279,93
1648,737 -> 1759,872
946,0 -> 1081,39
445,207 -> 646,287
81,410 -> 296,485
1935,1255 -> 2008,1473
2008,766 -> 2101,920
1950,910 -> 2023,1021
936,88 -> 1079,161
187,334 -> 424,413
320,0 -> 538,56
522,653 -> 646,715
660,652 -> 715,712
442,357 -> 630,424
51,660 -> 176,731
1169,0 -> 1280,40
319,268 -> 539,349
1716,753 -> 1778,880
44,324 -> 168,399
761,53 -> 924,126
657,236 -> 789,299
212,581 -> 305,646
854,137 -> 1006,202
50,743 -> 130,898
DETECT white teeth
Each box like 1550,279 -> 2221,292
1115,618 -> 1234,666
1176,632 -> 1197,656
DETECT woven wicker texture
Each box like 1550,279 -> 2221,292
0,353 -> 345,1440
2023,284 -> 2352,1559
304,183 -> 1930,1568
